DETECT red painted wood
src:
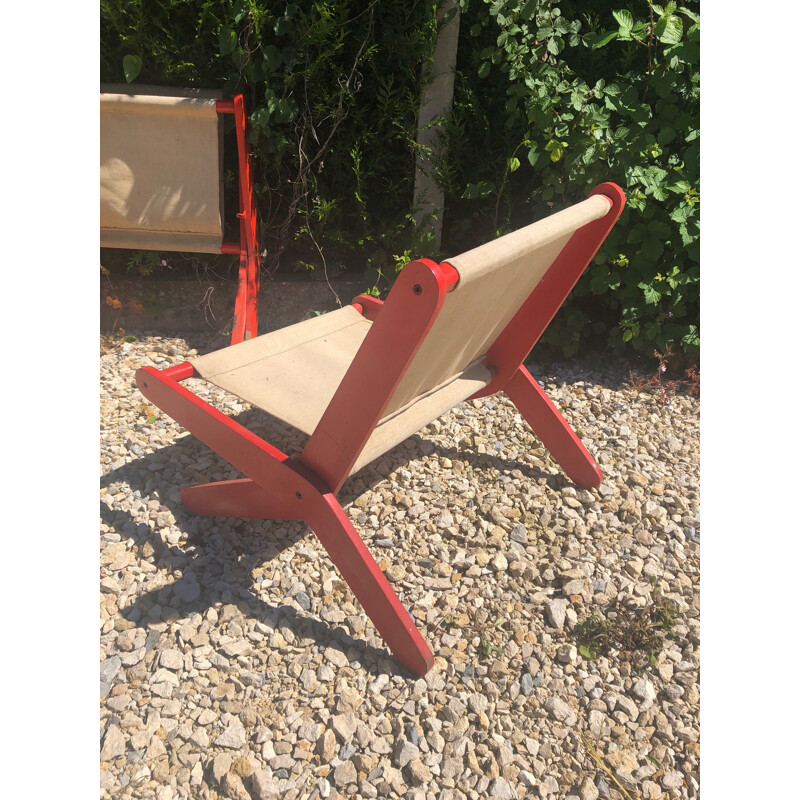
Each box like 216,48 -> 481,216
215,99 -> 235,114
228,95 -> 260,345
182,478 -> 304,519
136,364 -> 433,674
304,491 -> 434,676
473,182 -> 625,399
160,362 -> 196,382
504,365 -> 602,489
351,294 -> 384,322
136,366 -> 308,504
301,259 -> 459,494
235,95 -> 260,342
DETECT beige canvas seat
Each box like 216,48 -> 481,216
189,192 -> 610,475
136,183 -> 626,676
190,305 -> 492,475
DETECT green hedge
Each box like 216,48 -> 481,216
439,0 -> 699,357
101,0 -> 441,277
101,0 -> 699,359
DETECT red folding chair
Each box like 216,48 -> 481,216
100,85 -> 260,344
136,183 -> 625,675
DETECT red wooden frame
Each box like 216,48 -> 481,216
135,183 -> 624,676
217,96 -> 260,345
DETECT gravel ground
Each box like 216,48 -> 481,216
100,333 -> 699,800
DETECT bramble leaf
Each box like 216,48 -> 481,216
655,13 -> 683,45
612,9 -> 634,32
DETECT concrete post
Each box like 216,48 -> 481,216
413,1 -> 460,249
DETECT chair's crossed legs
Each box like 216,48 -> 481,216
136,359 -> 601,677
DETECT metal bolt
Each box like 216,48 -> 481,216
413,284 -> 422,295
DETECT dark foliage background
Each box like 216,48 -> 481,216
101,0 -> 699,359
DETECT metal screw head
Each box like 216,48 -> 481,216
295,491 -> 303,500
413,284 -> 422,295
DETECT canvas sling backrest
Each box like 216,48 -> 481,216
382,193 -> 613,416
100,86 -> 224,253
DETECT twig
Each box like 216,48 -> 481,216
579,733 -> 639,799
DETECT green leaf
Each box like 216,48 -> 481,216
640,283 -> 662,304
679,7 -> 700,24
655,14 -> 683,45
642,237 -> 665,261
520,0 -> 537,21
251,107 -> 271,127
612,9 -> 634,32
579,644 -> 596,660
658,126 -> 676,146
682,325 -> 700,347
545,139 -> 566,162
232,0 -> 247,23
219,26 -> 236,56
264,45 -> 282,71
652,186 -> 669,201
591,30 -> 618,49
507,156 -> 521,173
527,146 -> 540,167
122,54 -> 142,83
272,98 -> 297,124
478,61 -> 490,79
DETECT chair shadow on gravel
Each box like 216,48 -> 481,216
100,410 -> 436,679
103,500 -> 406,678
101,400 -> 560,677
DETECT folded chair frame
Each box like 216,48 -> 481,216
216,96 -> 260,344
101,90 -> 259,344
136,183 -> 625,676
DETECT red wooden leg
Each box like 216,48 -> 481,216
230,251 -> 249,345
136,365 -> 433,674
182,478 -> 304,519
306,492 -> 434,676
504,364 -> 603,489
